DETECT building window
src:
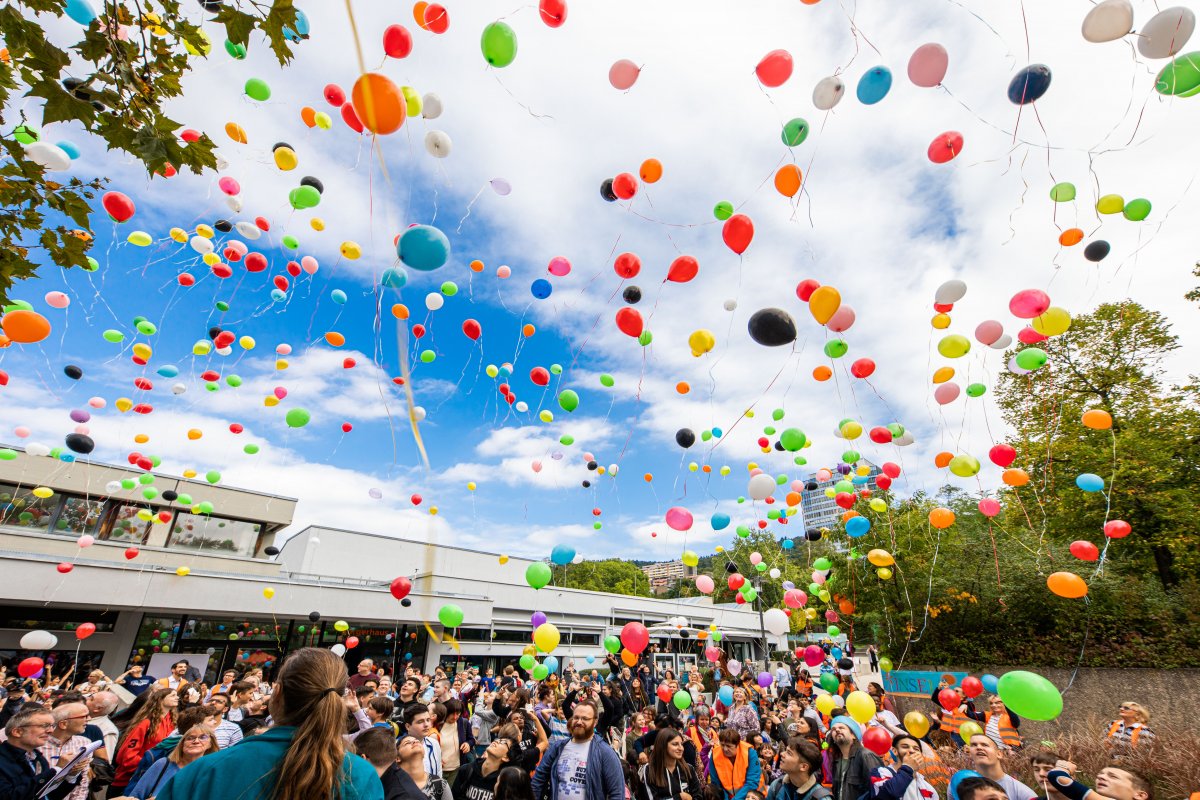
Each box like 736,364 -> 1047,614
106,504 -> 154,543
168,513 -> 262,557
0,483 -> 59,531
454,628 -> 492,642
567,632 -> 600,646
55,496 -> 105,536
491,629 -> 532,644
0,604 -> 118,633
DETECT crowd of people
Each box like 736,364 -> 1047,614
0,644 -> 1175,800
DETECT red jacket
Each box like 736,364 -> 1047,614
114,716 -> 175,786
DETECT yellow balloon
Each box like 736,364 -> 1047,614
176,566 -> 191,576
846,690 -> 876,724
931,313 -> 951,329
184,29 -> 211,55
876,567 -> 893,580
715,546 -> 725,553
1031,306 -> 1071,337
193,340 -> 212,356
937,334 -> 971,358
688,329 -> 716,357
499,555 -> 509,564
134,434 -> 149,444
959,721 -> 984,741
187,429 -> 202,440
868,548 -> 894,567
169,227 -> 188,243
195,224 -> 214,239
932,366 -> 955,384
182,469 -> 197,478
310,217 -> 325,231
681,550 -> 699,567
815,694 -> 835,715
904,711 -> 931,738
340,241 -> 362,260
824,487 -> 836,499
533,623 -> 561,653
263,587 -> 275,599
841,421 -> 863,440
276,359 -> 288,370
522,644 -> 537,658
314,112 -> 332,130
132,343 -> 153,360
539,410 -> 554,423
1096,194 -> 1125,215
869,498 -> 888,513
32,487 -> 54,499
856,465 -> 870,476
467,482 -> 477,491
239,336 -> 256,350
688,462 -> 698,472
808,285 -> 841,325
274,146 -> 298,171
429,506 -> 438,515
136,509 -> 153,521
804,608 -> 818,620
401,85 -> 422,117
115,397 -> 133,412
202,252 -> 221,266
127,231 -> 152,247
264,396 -> 280,407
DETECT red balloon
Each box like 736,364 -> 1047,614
178,273 -> 195,287
101,191 -> 135,223
245,252 -> 267,273
727,573 -> 745,590
988,444 -> 1017,468
869,426 -> 893,443
539,0 -> 567,27
667,255 -> 699,283
933,302 -> 954,313
961,676 -> 983,698
620,621 -> 649,654
656,684 -> 672,703
214,330 -> 236,348
342,422 -> 353,432
755,49 -> 794,87
255,216 -> 270,231
938,688 -> 960,711
1104,520 -> 1131,539
614,252 -> 641,278
423,3 -> 449,33
735,594 -> 746,604
412,324 -> 426,338
1018,326 -> 1048,345
927,131 -> 964,164
615,307 -> 644,338
343,358 -> 356,369
383,24 -> 413,58
1070,540 -> 1099,561
57,562 -> 73,574
18,657 -> 44,678
462,319 -> 482,340
612,173 -> 638,200
345,636 -> 360,649
411,494 -> 422,505
324,84 -> 346,106
850,358 -> 876,378
835,492 -> 855,509
76,622 -> 96,640
286,261 -> 301,277
862,726 -> 892,756
795,279 -> 820,302
180,129 -> 200,143
530,367 -> 550,386
230,423 -> 244,433
124,547 -> 139,560
875,475 -> 892,490
882,462 -> 902,479
340,102 -> 365,134
722,214 -> 754,255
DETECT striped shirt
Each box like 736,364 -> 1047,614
38,733 -> 91,800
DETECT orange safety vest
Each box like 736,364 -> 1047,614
937,705 -> 972,736
712,743 -> 766,796
984,712 -> 1022,749
796,676 -> 813,696
1108,720 -> 1145,747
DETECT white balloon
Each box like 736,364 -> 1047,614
1139,7 -> 1195,58
424,130 -> 452,158
215,156 -> 230,171
934,279 -> 967,304
311,537 -> 321,546
769,568 -> 782,579
1082,0 -> 1134,43
216,346 -> 232,356
833,695 -> 845,708
894,432 -> 915,447
723,299 -> 738,311
425,292 -> 444,311
764,608 -> 790,636
490,178 -> 512,196
235,221 -> 262,240
20,630 -> 58,650
727,659 -> 742,676
422,93 -> 444,119
225,194 -> 243,212
572,553 -> 584,564
24,142 -> 71,171
171,382 -> 187,394
412,406 -> 427,422
608,464 -> 619,475
25,442 -> 51,457
515,401 -> 529,412
748,473 -> 777,501
190,235 -> 214,255
813,76 -> 846,110
105,480 -> 124,493
330,644 -> 346,656
989,334 -> 1014,350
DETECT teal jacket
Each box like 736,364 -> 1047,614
155,726 -> 383,800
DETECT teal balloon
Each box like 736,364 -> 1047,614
997,670 -> 1062,721
481,21 -> 518,68
711,513 -> 731,530
550,544 -> 576,565
381,268 -> 408,289
1015,348 -> 1048,371
781,118 -> 809,147
857,66 -> 892,104
713,201 -> 734,220
397,224 -> 450,271
845,516 -> 870,537
331,289 -> 347,304
1075,473 -> 1104,492
1123,198 -> 1151,221
244,78 -> 271,101
64,0 -> 97,24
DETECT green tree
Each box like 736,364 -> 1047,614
552,559 -> 652,597
0,0 -> 298,303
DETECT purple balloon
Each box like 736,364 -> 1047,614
757,671 -> 773,688
531,611 -> 548,628
837,464 -> 852,475
70,409 -> 90,423
782,581 -> 795,591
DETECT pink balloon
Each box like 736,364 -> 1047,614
276,343 -> 293,355
609,59 -> 641,90
77,534 -> 94,547
705,646 -> 721,662
547,256 -> 572,277
934,382 -> 961,405
804,645 -> 824,667
88,397 -> 106,409
531,460 -> 543,473
755,49 -> 794,87
826,305 -> 856,332
749,467 -> 764,476
978,498 -> 1001,517
665,506 -> 693,531
218,176 -> 241,196
74,424 -> 89,435
695,575 -> 715,594
44,291 -> 70,309
815,469 -> 832,482
907,43 -> 949,87
975,320 -> 1003,345
1009,289 -> 1051,319
749,551 -> 763,565
784,588 -> 807,608
812,571 -> 826,585
1018,326 -> 1048,344
301,256 -> 319,275
273,386 -> 287,399
497,265 -> 511,279
14,426 -> 30,438
790,480 -> 804,492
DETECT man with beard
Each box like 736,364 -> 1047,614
531,700 -> 623,800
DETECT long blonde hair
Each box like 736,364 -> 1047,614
270,648 -> 350,800
1122,701 -> 1151,724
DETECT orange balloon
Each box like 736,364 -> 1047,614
324,331 -> 346,347
813,365 -> 832,382
300,106 -> 317,127
224,122 -> 247,144
674,382 -> 691,394
1047,571 -> 1088,599
838,599 -> 856,615
701,465 -> 712,474
1002,468 -> 1030,487
929,507 -> 956,529
1059,228 -> 1084,246
640,158 -> 663,183
1,310 -> 51,344
786,491 -> 802,507
932,366 -> 954,384
933,451 -> 953,468
413,1 -> 430,29
391,304 -> 410,320
696,630 -> 708,639
469,259 -> 485,273
643,473 -> 653,482
0,334 -> 10,348
522,324 -> 535,337
841,510 -> 859,523
621,648 -> 638,667
351,73 -> 407,135
774,164 -> 803,197
1081,409 -> 1112,430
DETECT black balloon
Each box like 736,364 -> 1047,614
675,428 -> 695,448
773,441 -> 784,451
600,178 -> 617,202
725,562 -> 739,573
65,433 -> 94,454
198,0 -> 223,10
838,657 -> 853,670
1083,240 -> 1111,262
264,545 -> 280,556
401,598 -> 412,607
747,308 -> 797,347
63,365 -> 82,380
301,176 -> 324,194
214,219 -> 233,232
805,528 -> 823,541
582,480 -> 591,488
272,141 -> 292,152
208,326 -> 223,341
161,490 -> 178,501
805,480 -> 819,491
308,611 -> 321,622
1007,64 -> 1052,105
622,286 -> 642,304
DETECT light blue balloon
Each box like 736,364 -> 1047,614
331,289 -> 347,304
831,647 -> 842,660
718,686 -> 734,706
782,539 -> 794,550
156,364 -> 179,378
56,141 -> 80,159
846,516 -> 871,538
543,655 -> 559,674
1075,473 -> 1104,492
381,268 -> 408,289
857,66 -> 893,105
271,289 -> 287,302
64,0 -> 97,24
585,655 -> 595,664
981,673 -> 999,694
550,544 -> 576,565
711,512 -> 731,531
949,771 -> 983,800
397,224 -> 451,271
711,428 -> 723,437
498,365 -> 512,378
851,475 -> 870,485
283,9 -> 310,41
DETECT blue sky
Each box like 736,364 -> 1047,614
4,0 -> 1200,563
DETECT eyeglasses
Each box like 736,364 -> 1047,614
1119,704 -> 1134,710
23,723 -> 56,731
64,714 -> 90,721
184,735 -> 211,742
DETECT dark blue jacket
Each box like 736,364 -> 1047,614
0,740 -> 77,800
531,735 -> 624,800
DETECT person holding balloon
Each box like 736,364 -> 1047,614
928,683 -> 977,747
868,734 -> 939,800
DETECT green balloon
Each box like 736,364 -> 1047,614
481,21 -> 518,68
244,77 -> 271,101
1155,52 -> 1200,96
781,118 -> 809,147
526,561 -> 552,589
120,479 -> 136,490
1015,348 -> 1048,371
827,625 -> 840,637
85,257 -> 99,271
282,235 -> 299,250
997,670 -> 1062,720
793,456 -> 807,465
823,339 -> 848,358
244,444 -> 259,454
224,39 -> 247,59
948,454 -> 980,477
713,201 -> 734,220
550,364 -> 563,375
754,562 -> 767,572
440,281 -> 459,296
772,408 -> 785,421
673,689 -> 692,710
176,493 -> 192,506
215,301 -> 230,311
833,480 -> 854,494
1123,198 -> 1151,221
198,501 -> 214,514
206,470 -> 221,484
819,673 -> 838,693
226,375 -> 242,387
966,383 -> 987,397
1048,182 -> 1076,202
814,557 -> 832,571
289,185 -> 321,210
559,435 -> 574,446
420,350 -> 436,363
741,587 -> 758,601
593,521 -> 602,530
142,488 -> 158,500
0,449 -> 16,460
558,389 -> 579,412
638,330 -> 653,346
519,654 -> 536,670
736,526 -> 750,538
103,329 -> 125,343
887,423 -> 905,438
603,635 -> 621,654
599,374 -> 615,387
775,473 -> 788,485
137,320 -> 157,335
285,407 -> 312,428
767,510 -> 780,520
437,604 -> 464,628
763,427 -> 776,436
701,430 -> 712,441
780,428 -> 806,451
139,473 -> 155,484
532,664 -> 549,680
